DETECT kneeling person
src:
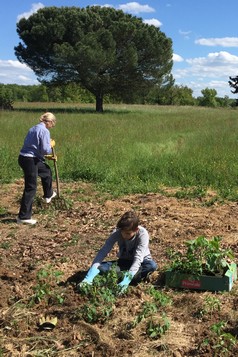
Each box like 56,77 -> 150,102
78,211 -> 157,293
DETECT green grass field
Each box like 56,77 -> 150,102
1,103 -> 238,199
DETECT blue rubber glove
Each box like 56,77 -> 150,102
118,272 -> 134,294
79,266 -> 100,287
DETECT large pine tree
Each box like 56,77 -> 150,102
15,6 -> 173,112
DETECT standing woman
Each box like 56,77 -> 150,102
17,112 -> 57,225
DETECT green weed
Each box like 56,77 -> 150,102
203,296 -> 221,315
147,287 -> 172,307
0,346 -> 4,357
202,196 -> 224,207
130,299 -> 171,339
30,265 -> 64,306
0,241 -> 11,249
0,206 -> 7,215
174,186 -> 206,199
132,301 -> 158,327
63,233 -> 80,247
196,296 -> 221,318
202,321 -> 237,356
146,314 -> 170,339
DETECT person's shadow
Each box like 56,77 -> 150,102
60,270 -> 87,291
66,271 -> 87,284
0,212 -> 17,224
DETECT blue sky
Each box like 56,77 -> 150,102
1,0 -> 238,98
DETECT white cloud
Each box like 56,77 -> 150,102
186,51 -> 238,68
173,51 -> 238,81
179,30 -> 191,40
18,75 -> 34,82
195,37 -> 238,47
0,60 -> 38,85
0,60 -> 29,70
143,18 -> 162,27
17,2 -> 44,22
173,51 -> 238,97
208,80 -> 229,90
6,60 -> 27,69
173,54 -> 184,62
179,30 -> 191,36
100,4 -> 114,8
119,2 -> 155,14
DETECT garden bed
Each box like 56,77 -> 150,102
1,182 -> 238,356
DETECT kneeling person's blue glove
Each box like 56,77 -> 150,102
118,272 -> 134,294
78,266 -> 100,288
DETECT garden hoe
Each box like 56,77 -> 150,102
50,146 -> 69,210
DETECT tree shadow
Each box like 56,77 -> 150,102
14,106 -> 132,115
15,107 -> 96,114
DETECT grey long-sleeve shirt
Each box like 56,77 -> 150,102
92,226 -> 152,275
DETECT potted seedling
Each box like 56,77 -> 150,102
165,236 -> 237,292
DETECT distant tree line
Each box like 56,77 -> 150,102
0,82 -> 235,110
0,85 -> 14,110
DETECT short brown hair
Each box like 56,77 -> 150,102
116,211 -> 139,231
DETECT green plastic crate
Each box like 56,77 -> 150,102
165,263 -> 237,292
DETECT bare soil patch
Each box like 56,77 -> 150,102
0,180 -> 238,356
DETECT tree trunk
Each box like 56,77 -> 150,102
96,95 -> 103,112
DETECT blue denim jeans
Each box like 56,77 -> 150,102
98,258 -> 157,283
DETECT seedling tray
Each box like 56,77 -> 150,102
165,263 -> 237,292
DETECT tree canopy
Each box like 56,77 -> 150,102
15,6 -> 173,112
229,76 -> 238,94
198,88 -> 218,107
